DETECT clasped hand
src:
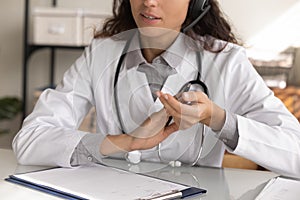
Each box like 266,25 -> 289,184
101,91 -> 224,156
129,108 -> 178,150
157,91 -> 225,131
100,108 -> 178,156
129,90 -> 225,151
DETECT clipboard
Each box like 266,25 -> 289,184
5,164 -> 206,200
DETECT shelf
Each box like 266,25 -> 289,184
25,44 -> 85,58
22,0 -> 86,120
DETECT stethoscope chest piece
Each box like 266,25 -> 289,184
125,150 -> 142,164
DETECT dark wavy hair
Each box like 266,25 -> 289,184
94,0 -> 240,52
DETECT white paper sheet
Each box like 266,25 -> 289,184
255,177 -> 300,200
13,164 -> 188,200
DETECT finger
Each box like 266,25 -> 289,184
160,91 -> 208,117
159,93 -> 199,120
161,93 -> 182,114
173,114 -> 201,127
146,122 -> 178,147
181,91 -> 208,104
160,94 -> 204,119
158,92 -> 207,121
180,103 -> 207,117
157,92 -> 181,116
156,91 -> 169,109
163,122 -> 179,137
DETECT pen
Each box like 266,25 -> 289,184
138,190 -> 182,200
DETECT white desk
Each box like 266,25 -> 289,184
0,148 -> 278,200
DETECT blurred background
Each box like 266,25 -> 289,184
0,0 -> 299,157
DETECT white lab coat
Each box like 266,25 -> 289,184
13,35 -> 300,178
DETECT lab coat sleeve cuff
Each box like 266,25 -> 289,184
215,110 -> 239,150
70,133 -> 106,166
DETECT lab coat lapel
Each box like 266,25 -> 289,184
116,66 -> 155,133
152,70 -> 192,112
160,60 -> 197,96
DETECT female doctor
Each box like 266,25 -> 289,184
13,0 -> 300,178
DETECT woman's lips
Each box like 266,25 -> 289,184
140,13 -> 161,25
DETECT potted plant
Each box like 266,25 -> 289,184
0,97 -> 22,133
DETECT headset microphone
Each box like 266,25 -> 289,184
181,0 -> 211,33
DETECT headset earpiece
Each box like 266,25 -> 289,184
183,0 -> 210,33
188,0 -> 208,20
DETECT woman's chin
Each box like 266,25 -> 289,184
138,27 -> 179,39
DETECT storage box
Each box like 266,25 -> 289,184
32,7 -> 110,46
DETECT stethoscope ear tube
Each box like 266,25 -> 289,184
113,36 -> 135,134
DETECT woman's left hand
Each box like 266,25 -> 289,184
157,91 -> 226,131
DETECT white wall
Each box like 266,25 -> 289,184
219,0 -> 299,45
0,1 -> 24,147
0,0 -> 299,122
219,0 -> 300,85
0,1 -> 23,97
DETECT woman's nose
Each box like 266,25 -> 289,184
143,0 -> 159,8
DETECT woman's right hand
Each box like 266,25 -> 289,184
129,109 -> 178,150
100,109 -> 178,156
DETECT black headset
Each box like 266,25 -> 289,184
189,0 -> 209,19
182,0 -> 211,33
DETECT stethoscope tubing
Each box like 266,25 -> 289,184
113,32 -> 208,166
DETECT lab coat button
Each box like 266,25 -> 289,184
222,139 -> 228,143
154,59 -> 161,64
87,156 -> 93,161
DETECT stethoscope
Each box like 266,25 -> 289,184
113,31 -> 209,166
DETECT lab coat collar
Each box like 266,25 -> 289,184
162,33 -> 189,68
125,33 -> 145,69
121,50 -> 198,108
124,32 -> 191,69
